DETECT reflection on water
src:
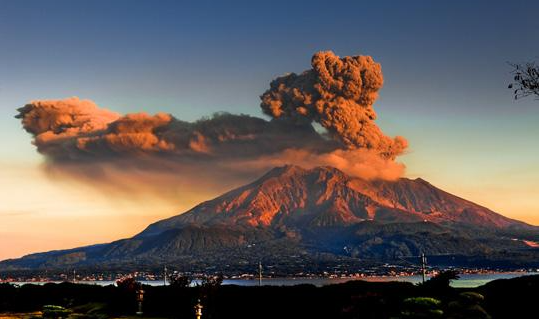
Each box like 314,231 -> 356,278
9,272 -> 538,288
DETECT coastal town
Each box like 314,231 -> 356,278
2,265 -> 537,285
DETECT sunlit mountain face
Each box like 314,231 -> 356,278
2,165 -> 537,272
142,165 -> 528,231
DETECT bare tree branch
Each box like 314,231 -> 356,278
508,61 -> 539,100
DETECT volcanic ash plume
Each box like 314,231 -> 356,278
260,51 -> 407,159
17,97 -> 330,161
16,51 -> 408,203
15,97 -> 121,158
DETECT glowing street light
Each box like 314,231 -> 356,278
194,299 -> 203,319
136,288 -> 145,315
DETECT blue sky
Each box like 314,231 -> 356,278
2,0 -> 538,154
1,0 -> 539,258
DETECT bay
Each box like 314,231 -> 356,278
8,272 -> 538,288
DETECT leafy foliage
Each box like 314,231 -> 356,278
1,276 -> 539,318
167,274 -> 192,288
115,277 -> 141,291
400,297 -> 444,318
508,61 -> 539,100
420,270 -> 460,290
446,292 -> 491,319
42,305 -> 72,319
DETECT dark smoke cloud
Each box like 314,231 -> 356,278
261,51 -> 407,159
17,97 -> 332,161
16,51 -> 408,203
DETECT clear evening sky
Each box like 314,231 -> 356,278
1,0 -> 539,259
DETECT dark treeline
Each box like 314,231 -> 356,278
1,274 -> 538,318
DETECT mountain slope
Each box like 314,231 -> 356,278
1,165 -> 537,271
140,165 -> 527,237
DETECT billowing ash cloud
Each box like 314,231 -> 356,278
17,97 -> 333,161
261,51 -> 407,159
16,51 -> 407,203
16,98 -> 121,158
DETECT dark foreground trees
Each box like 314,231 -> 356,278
1,275 -> 538,318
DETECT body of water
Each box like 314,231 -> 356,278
8,272 -> 538,288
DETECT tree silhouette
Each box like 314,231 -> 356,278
115,277 -> 141,291
168,273 -> 192,288
508,61 -> 539,99
420,270 -> 460,290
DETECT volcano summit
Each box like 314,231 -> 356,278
2,165 -> 538,272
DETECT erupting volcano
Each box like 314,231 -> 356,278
1,165 -> 537,271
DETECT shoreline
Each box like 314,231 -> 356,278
2,270 -> 538,287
